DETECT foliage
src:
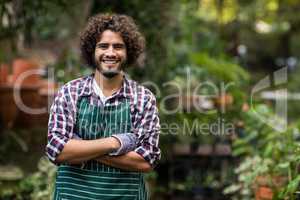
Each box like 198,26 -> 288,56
190,53 -> 249,84
224,104 -> 300,199
0,157 -> 56,200
1,0 -> 300,199
53,49 -> 92,84
19,157 -> 56,200
288,66 -> 300,122
0,0 -> 83,41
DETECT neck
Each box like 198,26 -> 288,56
94,69 -> 123,94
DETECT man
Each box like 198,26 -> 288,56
46,13 -> 161,200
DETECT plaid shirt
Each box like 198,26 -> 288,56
46,73 -> 161,167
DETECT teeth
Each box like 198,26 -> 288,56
103,60 -> 118,64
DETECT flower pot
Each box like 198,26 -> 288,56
255,186 -> 273,200
0,86 -> 18,129
255,175 -> 287,188
38,79 -> 58,96
254,175 -> 287,200
12,59 -> 41,87
14,86 -> 41,128
0,63 -> 9,85
214,94 -> 233,109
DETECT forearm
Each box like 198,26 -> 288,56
56,137 -> 119,164
95,151 -> 152,172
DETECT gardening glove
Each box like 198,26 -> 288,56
109,133 -> 138,156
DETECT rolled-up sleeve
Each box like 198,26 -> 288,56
46,86 -> 75,164
134,93 -> 161,168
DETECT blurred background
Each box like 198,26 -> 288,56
1,0 -> 300,199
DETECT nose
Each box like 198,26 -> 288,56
105,46 -> 116,57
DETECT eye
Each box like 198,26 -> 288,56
113,44 -> 125,50
97,43 -> 108,49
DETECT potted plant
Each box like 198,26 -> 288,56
224,104 -> 300,200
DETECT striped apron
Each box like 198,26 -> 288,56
53,97 -> 148,200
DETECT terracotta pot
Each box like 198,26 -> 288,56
12,59 -> 41,86
7,74 -> 13,84
0,87 -> 18,129
254,175 -> 287,200
255,175 -> 287,188
14,86 -> 41,128
255,186 -> 273,200
38,79 -> 58,95
0,63 -> 9,85
214,94 -> 233,109
242,102 -> 250,112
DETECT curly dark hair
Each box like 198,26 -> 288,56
80,13 -> 145,69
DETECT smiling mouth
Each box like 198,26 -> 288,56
102,59 -> 119,64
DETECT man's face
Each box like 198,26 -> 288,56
94,30 -> 127,78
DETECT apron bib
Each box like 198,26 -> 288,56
53,97 -> 148,200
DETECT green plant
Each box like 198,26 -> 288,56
224,104 -> 300,200
0,157 -> 56,200
19,157 -> 56,200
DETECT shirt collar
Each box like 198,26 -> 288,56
79,72 -> 132,99
79,73 -> 93,97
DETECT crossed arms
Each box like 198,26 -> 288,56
46,86 -> 160,173
55,137 -> 152,172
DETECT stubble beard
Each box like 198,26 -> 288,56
96,55 -> 126,79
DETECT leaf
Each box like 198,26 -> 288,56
232,146 -> 252,156
279,175 -> 300,198
233,138 -> 248,146
263,143 -> 274,157
277,162 -> 290,169
223,184 -> 241,194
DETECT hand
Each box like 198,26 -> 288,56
110,137 -> 121,150
109,133 -> 138,156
